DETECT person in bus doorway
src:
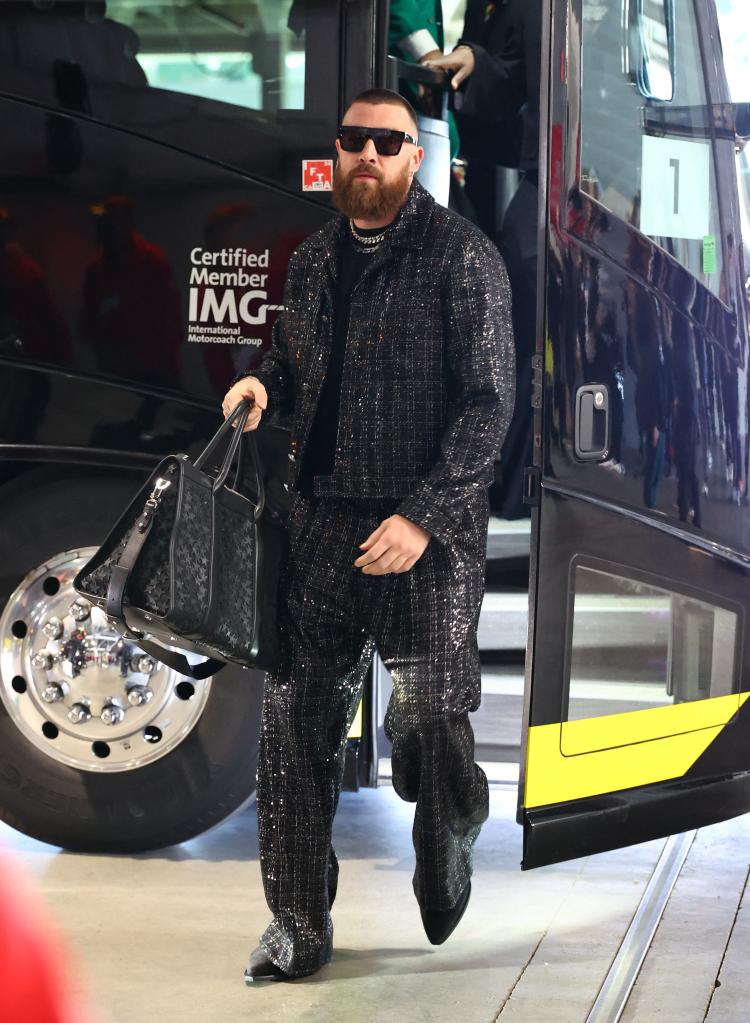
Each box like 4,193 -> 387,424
222,87 -> 515,982
424,0 -> 542,519
388,0 -> 461,161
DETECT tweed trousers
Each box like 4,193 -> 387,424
256,490 -> 491,977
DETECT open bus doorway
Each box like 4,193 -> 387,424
391,0 -> 543,521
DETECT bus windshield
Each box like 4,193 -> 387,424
715,0 -> 749,102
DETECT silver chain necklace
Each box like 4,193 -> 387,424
349,219 -> 388,250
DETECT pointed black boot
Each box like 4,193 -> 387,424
420,881 -> 471,945
244,872 -> 336,984
243,947 -> 290,983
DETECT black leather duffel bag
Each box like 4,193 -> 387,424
74,400 -> 284,679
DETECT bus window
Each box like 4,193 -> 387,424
715,1 -> 750,307
632,0 -> 675,102
566,563 -> 739,733
0,1 -> 307,115
0,2 -> 338,191
580,0 -> 725,301
110,1 -> 305,113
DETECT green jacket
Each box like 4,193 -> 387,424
389,0 -> 445,53
388,0 -> 459,159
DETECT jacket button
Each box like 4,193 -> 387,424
283,483 -> 290,491
288,453 -> 295,461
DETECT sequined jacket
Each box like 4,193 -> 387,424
232,179 -> 515,545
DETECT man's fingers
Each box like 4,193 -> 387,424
452,66 -> 470,89
356,527 -> 382,552
243,411 -> 263,432
365,552 -> 414,575
354,537 -> 390,567
362,550 -> 401,575
423,55 -> 460,72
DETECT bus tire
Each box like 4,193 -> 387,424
0,469 -> 263,853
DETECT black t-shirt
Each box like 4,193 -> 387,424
299,223 -> 389,495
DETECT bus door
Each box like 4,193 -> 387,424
520,0 -> 750,868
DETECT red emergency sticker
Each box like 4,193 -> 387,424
302,159 -> 333,192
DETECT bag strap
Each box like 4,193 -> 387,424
106,501 -> 156,624
105,483 -> 227,681
128,637 -> 226,681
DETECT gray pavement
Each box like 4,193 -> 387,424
621,817 -> 750,1023
0,785 -> 666,1023
2,785 -> 750,1022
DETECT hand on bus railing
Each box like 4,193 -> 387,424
421,46 -> 476,90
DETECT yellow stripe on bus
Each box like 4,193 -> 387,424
524,692 -> 749,809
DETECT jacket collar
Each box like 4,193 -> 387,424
308,177 -> 436,255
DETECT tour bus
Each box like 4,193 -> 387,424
0,0 -> 748,869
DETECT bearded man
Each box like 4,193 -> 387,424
222,88 -> 515,983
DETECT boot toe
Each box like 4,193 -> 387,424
420,881 -> 471,945
243,947 -> 290,983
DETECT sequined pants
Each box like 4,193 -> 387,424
255,491 -> 490,977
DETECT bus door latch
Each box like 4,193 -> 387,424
574,384 -> 609,461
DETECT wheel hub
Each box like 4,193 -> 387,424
0,549 -> 213,772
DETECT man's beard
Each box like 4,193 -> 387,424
332,161 -> 412,220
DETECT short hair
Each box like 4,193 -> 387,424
344,88 -> 418,134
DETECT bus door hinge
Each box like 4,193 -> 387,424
523,466 -> 541,507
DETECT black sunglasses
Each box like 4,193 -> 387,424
337,125 -> 418,156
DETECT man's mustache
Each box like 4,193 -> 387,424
348,166 -> 384,182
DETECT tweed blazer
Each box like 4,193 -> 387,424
232,179 -> 515,545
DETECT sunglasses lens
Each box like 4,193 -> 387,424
338,128 -> 405,155
374,133 -> 402,156
339,129 -> 367,152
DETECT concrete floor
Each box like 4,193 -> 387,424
2,786 -> 749,1023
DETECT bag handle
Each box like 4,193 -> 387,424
194,399 -> 249,473
195,400 -> 265,520
211,401 -> 249,493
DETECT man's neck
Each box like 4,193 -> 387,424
351,213 -> 397,230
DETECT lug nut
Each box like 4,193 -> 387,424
42,617 -> 64,640
101,703 -> 125,726
133,655 -> 156,675
127,686 -> 153,707
32,651 -> 55,671
69,598 -> 92,623
68,703 -> 91,724
41,683 -> 65,703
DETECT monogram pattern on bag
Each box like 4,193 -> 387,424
80,484 -> 178,616
169,481 -> 212,633
206,500 -> 258,658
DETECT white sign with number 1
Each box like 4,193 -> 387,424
640,135 -> 711,240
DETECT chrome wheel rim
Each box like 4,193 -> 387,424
0,548 -> 212,773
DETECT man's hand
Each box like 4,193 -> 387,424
354,515 -> 431,575
421,45 -> 476,89
221,377 -> 268,432
418,48 -> 444,65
